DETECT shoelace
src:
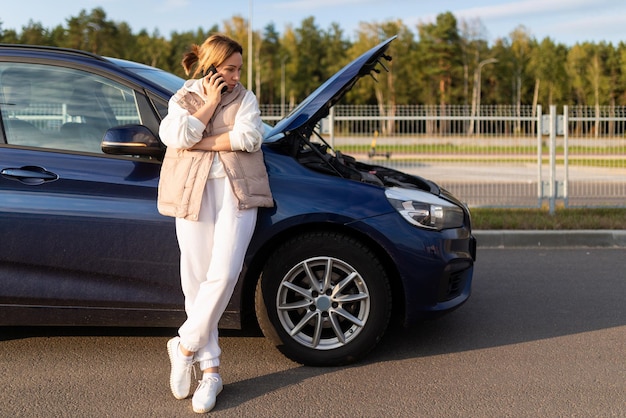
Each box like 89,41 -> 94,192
174,356 -> 197,381
195,376 -> 220,393
186,361 -> 197,381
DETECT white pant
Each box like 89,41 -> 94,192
175,177 -> 257,370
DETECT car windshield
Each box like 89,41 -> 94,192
106,58 -> 278,142
106,57 -> 184,93
262,122 -> 278,141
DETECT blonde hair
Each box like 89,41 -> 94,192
181,34 -> 243,78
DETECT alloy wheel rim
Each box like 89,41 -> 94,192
276,256 -> 370,350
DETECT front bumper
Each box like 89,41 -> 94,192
404,231 -> 475,323
359,212 -> 476,325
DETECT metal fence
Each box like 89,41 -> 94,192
261,104 -> 626,209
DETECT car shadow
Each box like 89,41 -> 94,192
0,326 -> 170,341
0,326 -> 265,342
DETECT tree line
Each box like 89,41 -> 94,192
2,7 -> 626,112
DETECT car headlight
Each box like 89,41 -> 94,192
385,187 -> 465,231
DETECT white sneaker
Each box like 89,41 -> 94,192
192,375 -> 223,414
166,337 -> 194,399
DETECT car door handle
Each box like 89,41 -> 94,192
0,166 -> 59,185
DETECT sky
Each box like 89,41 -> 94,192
2,0 -> 626,46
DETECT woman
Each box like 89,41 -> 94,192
158,34 -> 273,414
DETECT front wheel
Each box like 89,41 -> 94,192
255,232 -> 391,366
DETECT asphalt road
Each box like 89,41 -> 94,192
1,248 -> 624,417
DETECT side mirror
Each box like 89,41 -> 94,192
101,125 -> 164,158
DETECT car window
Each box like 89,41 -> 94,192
0,63 -> 142,153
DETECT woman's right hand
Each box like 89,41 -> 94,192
193,73 -> 224,127
202,71 -> 226,105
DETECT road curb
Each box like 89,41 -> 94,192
474,230 -> 626,248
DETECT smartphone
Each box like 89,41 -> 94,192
205,64 -> 228,94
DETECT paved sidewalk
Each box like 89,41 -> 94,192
475,230 -> 626,248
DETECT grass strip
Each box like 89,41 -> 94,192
471,208 -> 626,230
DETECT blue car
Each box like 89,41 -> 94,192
0,37 -> 475,366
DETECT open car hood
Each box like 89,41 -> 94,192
263,35 -> 442,196
265,36 -> 396,142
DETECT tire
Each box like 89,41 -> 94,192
255,232 -> 391,366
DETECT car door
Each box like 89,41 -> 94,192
0,61 -> 182,318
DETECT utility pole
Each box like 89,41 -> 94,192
470,58 -> 497,135
247,0 -> 253,90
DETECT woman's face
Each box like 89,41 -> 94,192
216,52 -> 243,93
